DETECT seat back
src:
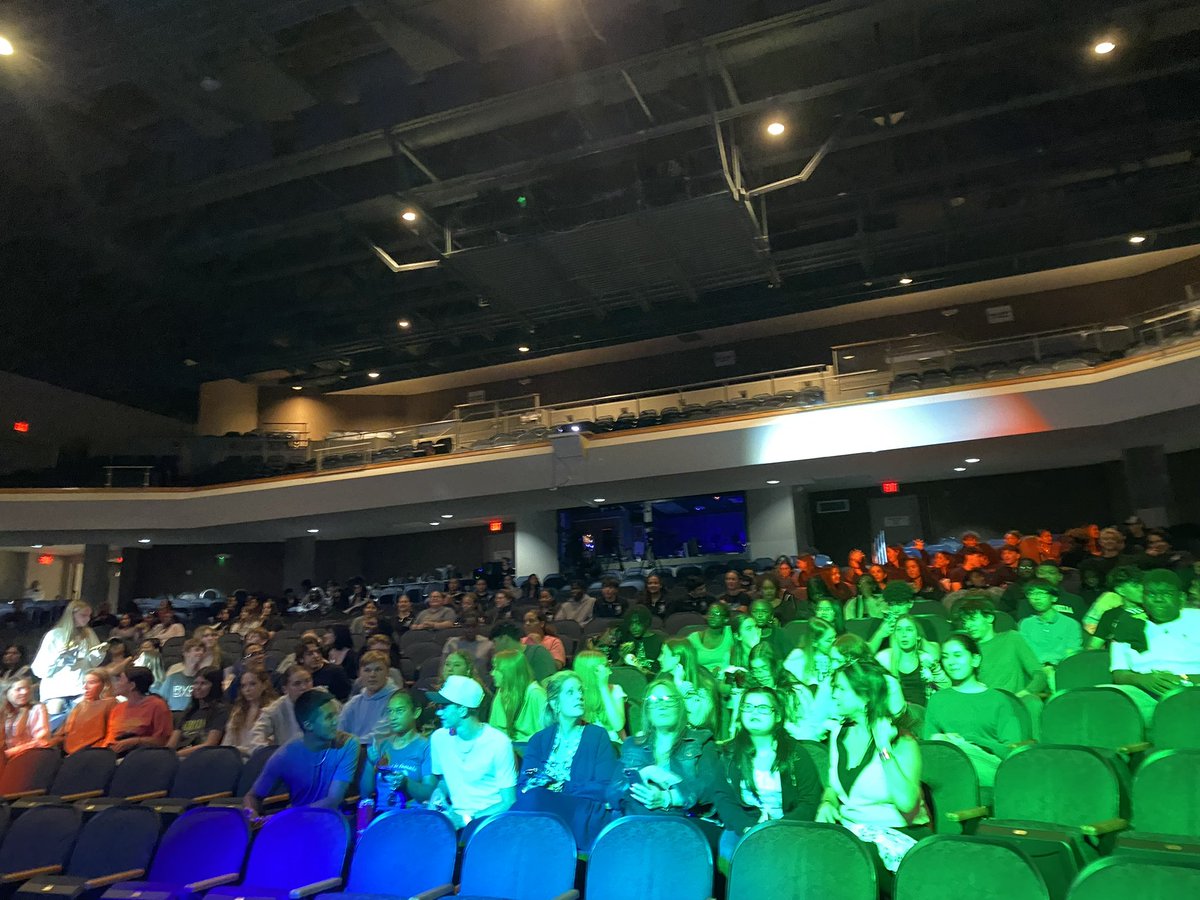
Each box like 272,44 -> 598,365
1151,687 -> 1200,750
993,745 -> 1128,825
995,689 -> 1034,742
727,820 -> 876,900
109,747 -> 179,797
797,740 -> 829,788
147,806 -> 251,884
235,745 -> 279,796
609,666 -> 649,732
1069,856 -> 1200,900
1041,688 -> 1144,750
920,739 -> 983,834
171,747 -> 243,799
894,835 -> 1048,900
587,816 -> 712,900
68,805 -> 160,879
50,748 -> 116,796
459,812 -> 575,900
1054,650 -> 1112,691
1132,749 -> 1200,839
0,747 -> 61,795
243,806 -> 349,889
664,613 -> 706,635
347,809 -> 456,895
0,803 -> 81,874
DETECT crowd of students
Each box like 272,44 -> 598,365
3,519 -> 1197,878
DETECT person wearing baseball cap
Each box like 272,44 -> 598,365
426,675 -> 517,829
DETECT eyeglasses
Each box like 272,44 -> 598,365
645,697 -> 680,707
741,704 -> 776,714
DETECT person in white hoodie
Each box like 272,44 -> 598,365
338,651 -> 399,743
32,601 -> 106,729
250,665 -> 314,748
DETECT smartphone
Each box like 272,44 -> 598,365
623,767 -> 643,786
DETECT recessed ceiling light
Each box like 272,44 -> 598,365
291,385 -> 302,391
429,521 -> 440,526
0,37 -> 14,56
898,276 -> 913,285
569,424 -> 580,433
199,76 -> 222,92
953,467 -> 967,472
1093,40 -> 1116,55
397,318 -> 411,329
401,210 -> 418,222
593,498 -> 606,503
842,354 -> 855,360
766,479 -> 781,485
30,544 -> 43,549
518,345 -> 531,353
138,538 -> 152,544
306,528 -> 320,534
965,458 -> 981,464
766,121 -> 786,137
1128,234 -> 1146,244
441,514 -> 454,519
367,371 -> 380,379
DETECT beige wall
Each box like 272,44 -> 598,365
198,380 -> 260,436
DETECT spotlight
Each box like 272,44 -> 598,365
766,121 -> 786,137
291,385 -> 302,391
1128,234 -> 1146,244
898,276 -> 913,285
401,210 -> 418,222
31,544 -> 43,549
441,514 -> 454,519
397,319 -> 411,329
429,521 -> 440,526
953,467 -> 967,472
0,37 -> 13,56
570,424 -> 580,433
1093,40 -> 1116,55
367,371 -> 380,379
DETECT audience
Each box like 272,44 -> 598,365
222,667 -> 277,757
1017,579 -> 1083,672
104,665 -> 173,755
360,690 -> 435,810
251,664 -> 315,748
32,600 -> 106,728
338,650 -> 398,743
957,597 -> 1047,697
167,667 -> 228,756
157,638 -> 206,713
59,668 -> 115,754
1111,569 -> 1200,705
2,677 -> 50,757
876,614 -> 949,706
302,640 -> 353,702
0,644 -> 32,697
521,610 -> 566,669
688,602 -> 734,674
572,651 -> 626,741
489,649 -> 547,742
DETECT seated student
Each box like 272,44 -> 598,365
168,667 -> 229,757
2,677 -> 50,758
844,574 -> 886,621
688,603 -> 734,675
757,574 -> 802,624
441,612 -> 494,674
489,649 -> 547,743
60,668 -> 116,754
1111,569 -> 1200,701
104,665 -> 173,756
558,581 -> 598,625
251,665 -> 315,748
517,671 -> 618,851
0,644 -> 32,699
572,651 -> 626,741
223,667 -> 278,758
1017,580 -> 1083,671
323,625 -> 359,680
596,606 -> 662,673
338,651 -> 398,744
302,641 -> 353,702
413,591 -> 458,631
819,660 -> 929,853
244,690 -> 358,814
749,599 -> 795,659
868,583 -> 917,653
1083,565 -> 1146,649
957,597 -> 1047,697
521,611 -> 566,669
923,633 -> 1021,787
360,691 -> 435,811
876,615 -> 949,707
711,685 -> 822,868
718,570 -> 750,609
744,641 -> 819,740
1015,562 -> 1088,621
670,576 -> 712,616
997,557 -> 1037,613
593,579 -> 625,620
607,677 -> 717,817
427,675 -> 517,830
156,638 -> 206,714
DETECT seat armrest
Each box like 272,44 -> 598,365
1082,817 -> 1129,837
2,789 -> 48,801
191,791 -> 233,803
186,872 -> 241,891
262,793 -> 290,806
948,806 -> 990,822
411,883 -> 456,900
1117,742 -> 1151,755
549,891 -> 580,900
288,877 -> 342,898
1,865 -> 63,882
125,790 -> 169,802
1008,740 -> 1036,749
85,869 -> 146,889
61,790 -> 105,802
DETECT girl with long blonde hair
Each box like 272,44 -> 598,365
488,649 -> 546,742
572,650 -> 627,740
31,600 -> 106,727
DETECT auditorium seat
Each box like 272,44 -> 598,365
0,748 -> 61,801
441,811 -> 577,900
664,612 -> 706,634
727,820 -> 875,899
102,806 -> 252,900
1150,687 -> 1200,750
1054,651 -> 1112,692
0,805 -> 82,900
1039,688 -> 1149,758
587,816 -> 711,900
321,809 -> 457,900
894,835 -> 1049,900
143,747 -> 243,822
12,748 -> 115,810
77,748 -> 177,815
1117,748 -> 1200,861
920,739 -> 989,834
207,807 -> 348,900
1068,856 -> 1200,900
15,805 -> 160,900
209,745 -> 279,810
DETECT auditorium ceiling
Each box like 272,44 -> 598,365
1,0 -> 1198,416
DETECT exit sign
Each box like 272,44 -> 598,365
36,554 -> 54,565
12,421 -> 29,433
881,481 -> 900,494
488,520 -> 504,533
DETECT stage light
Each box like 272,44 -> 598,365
1093,40 -> 1115,55
766,121 -> 786,137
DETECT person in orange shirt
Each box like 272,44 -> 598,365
59,668 -> 116,754
103,665 -> 172,756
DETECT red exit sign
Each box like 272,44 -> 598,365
488,520 -> 504,533
36,554 -> 55,565
881,481 -> 900,494
12,421 -> 29,433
